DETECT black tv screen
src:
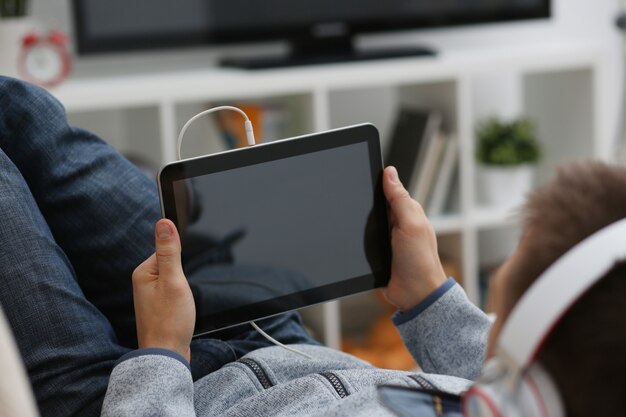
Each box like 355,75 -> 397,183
73,0 -> 550,55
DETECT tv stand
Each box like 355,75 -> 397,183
220,36 -> 436,69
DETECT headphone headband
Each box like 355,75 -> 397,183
497,217 -> 626,368
465,217 -> 626,417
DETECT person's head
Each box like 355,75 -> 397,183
485,161 -> 626,416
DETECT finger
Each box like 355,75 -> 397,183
155,219 -> 183,279
133,253 -> 158,280
383,166 -> 421,222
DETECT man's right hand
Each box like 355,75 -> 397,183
382,166 -> 447,312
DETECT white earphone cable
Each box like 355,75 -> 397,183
251,322 -> 313,359
177,105 -> 256,160
177,106 -> 312,360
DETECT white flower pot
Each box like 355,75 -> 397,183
478,164 -> 535,208
0,17 -> 35,78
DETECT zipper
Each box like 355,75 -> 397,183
433,395 -> 443,417
319,371 -> 349,398
409,374 -> 437,391
409,375 -> 444,417
238,357 -> 273,389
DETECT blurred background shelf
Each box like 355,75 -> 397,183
430,214 -> 464,234
469,207 -> 520,230
50,40 -> 610,349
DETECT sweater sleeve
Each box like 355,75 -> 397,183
101,349 -> 195,417
393,280 -> 491,380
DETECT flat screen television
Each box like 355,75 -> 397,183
72,0 -> 551,68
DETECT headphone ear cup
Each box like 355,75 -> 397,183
517,364 -> 565,417
463,363 -> 564,417
463,358 -> 510,417
463,384 -> 505,417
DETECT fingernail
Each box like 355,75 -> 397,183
389,167 -> 400,183
156,222 -> 173,239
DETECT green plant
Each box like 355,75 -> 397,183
0,0 -> 28,18
476,117 -> 541,165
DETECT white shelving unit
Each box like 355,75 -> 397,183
52,41 -> 611,349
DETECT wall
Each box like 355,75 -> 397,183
32,0 -> 624,135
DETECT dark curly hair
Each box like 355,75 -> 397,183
503,161 -> 626,417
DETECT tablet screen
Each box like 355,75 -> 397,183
160,124 -> 390,334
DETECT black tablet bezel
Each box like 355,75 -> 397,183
159,123 -> 391,335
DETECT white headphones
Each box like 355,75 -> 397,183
463,217 -> 626,417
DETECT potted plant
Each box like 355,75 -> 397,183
0,0 -> 32,77
475,117 -> 542,208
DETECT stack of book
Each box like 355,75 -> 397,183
385,108 -> 459,216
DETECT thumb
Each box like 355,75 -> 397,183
155,219 -> 183,277
383,166 -> 421,221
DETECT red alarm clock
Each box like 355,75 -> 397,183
18,31 -> 72,88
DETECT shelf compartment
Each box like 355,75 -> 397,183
477,225 -> 521,309
173,93 -> 315,160
67,106 -> 163,171
523,68 -> 595,184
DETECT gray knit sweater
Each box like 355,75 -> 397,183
101,280 -> 490,416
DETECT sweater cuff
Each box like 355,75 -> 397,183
116,348 -> 190,371
392,277 -> 457,326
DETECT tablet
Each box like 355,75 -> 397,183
159,123 -> 391,335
